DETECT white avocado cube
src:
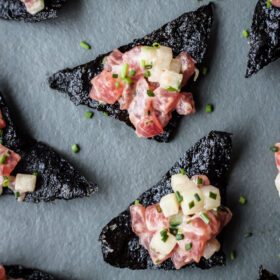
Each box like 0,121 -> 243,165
169,58 -> 182,73
160,193 -> 179,217
180,187 -> 204,216
275,173 -> 280,196
201,186 -> 221,210
26,0 -> 45,15
15,174 -> 37,193
203,239 -> 221,259
150,230 -> 177,256
140,47 -> 157,66
159,70 -> 183,91
171,174 -> 197,193
156,46 -> 173,69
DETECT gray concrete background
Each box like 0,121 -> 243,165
0,0 -> 279,279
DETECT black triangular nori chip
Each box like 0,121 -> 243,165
0,92 -> 97,202
258,266 -> 279,280
0,0 -> 67,22
246,0 -> 280,77
4,265 -> 55,280
99,131 -> 232,270
49,3 -> 214,143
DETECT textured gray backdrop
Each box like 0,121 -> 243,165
0,0 -> 279,279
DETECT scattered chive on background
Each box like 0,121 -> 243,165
80,41 -> 91,50
206,104 -> 213,113
72,144 -> 80,153
242,29 -> 249,38
85,111 -> 93,119
180,168 -> 186,175
270,146 -> 279,152
267,0 -> 271,7
202,66 -> 208,76
244,232 -> 253,238
231,251 -> 236,261
103,112 -> 109,117
239,196 -> 247,205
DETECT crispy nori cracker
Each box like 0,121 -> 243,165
246,0 -> 280,77
0,0 -> 66,22
258,266 -> 279,280
0,92 -> 97,202
4,265 -> 56,280
99,131 -> 232,270
48,3 -> 214,143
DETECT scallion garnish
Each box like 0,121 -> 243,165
102,56 -> 107,65
202,66 -> 208,76
242,30 -> 249,38
206,104 -> 213,113
0,140 -> 3,144
180,168 -> 186,175
112,74 -> 118,79
123,77 -> 132,84
165,86 -> 177,92
239,196 -> 247,205
194,193 -> 201,202
145,120 -> 153,125
155,259 -> 161,264
71,144 -> 79,153
147,110 -> 151,116
33,172 -> 38,177
80,41 -> 91,50
144,64 -> 152,70
141,60 -> 146,68
186,220 -> 191,224
270,146 -> 279,152
197,177 -> 202,185
0,130 -> 3,137
15,192 -> 20,198
99,101 -> 106,105
7,150 -> 11,155
176,233 -> 184,240
200,212 -> 210,224
129,70 -> 136,76
2,176 -> 10,187
188,200 -> 195,209
121,63 -> 128,79
175,191 -> 183,203
147,90 -> 155,97
0,155 -> 7,164
144,71 -> 151,78
152,42 -> 160,49
85,111 -> 93,119
267,0 -> 271,7
160,229 -> 169,242
230,250 -> 236,260
103,112 -> 109,117
244,232 -> 253,238
185,243 -> 192,251
156,205 -> 162,213
209,191 -> 217,200
115,81 -> 120,88
135,200 -> 139,205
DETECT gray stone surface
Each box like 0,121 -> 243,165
0,0 -> 279,279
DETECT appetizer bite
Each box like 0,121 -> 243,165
49,4 -> 214,142
258,266 -> 279,280
0,91 -> 97,202
0,0 -> 67,22
246,0 -> 280,77
273,143 -> 280,196
0,264 -> 55,280
99,131 -> 233,270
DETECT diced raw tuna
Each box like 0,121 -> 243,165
176,92 -> 195,115
0,144 -> 21,177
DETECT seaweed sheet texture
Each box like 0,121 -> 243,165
99,131 -> 232,270
4,265 -> 55,280
0,0 -> 66,22
246,0 -> 280,77
0,92 -> 97,202
258,266 -> 279,280
49,3 -> 214,143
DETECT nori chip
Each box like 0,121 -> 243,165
246,0 -> 280,77
99,131 -> 232,270
4,265 -> 56,280
0,0 -> 67,22
0,92 -> 97,202
48,3 -> 214,143
258,266 -> 279,280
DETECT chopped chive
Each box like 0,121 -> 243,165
123,77 -> 132,84
134,200 -> 139,205
141,60 -> 146,68
15,192 -> 20,198
185,243 -> 192,251
112,74 -> 118,79
239,196 -> 247,205
270,146 -> 279,152
155,259 -> 161,264
242,29 -> 249,38
71,144 -> 79,153
206,104 -> 213,113
85,111 -> 93,119
99,101 -> 106,105
147,110 -> 151,116
200,212 -> 210,224
169,228 -> 178,236
80,41 -> 91,50
230,250 -> 236,260
115,81 -> 120,88
194,193 -> 201,202
2,176 -> 10,187
129,70 -> 136,76
144,64 -> 153,70
152,42 -> 160,49
0,155 -> 7,164
202,66 -> 208,76
178,228 -> 182,233
160,229 -> 169,242
180,168 -> 186,175
144,71 -> 151,78
244,232 -> 253,238
176,233 -> 184,240
7,150 -> 11,155
209,191 -> 217,200
0,140 -> 3,144
102,56 -> 108,65
267,0 -> 271,7
103,112 -> 109,117
156,205 -> 162,213
121,63 -> 128,79
145,120 -> 153,125
186,220 -> 191,224
32,172 -> 38,177
165,86 -> 177,92
197,177 -> 202,185
0,130 -> 3,137
188,200 -> 195,209
147,90 -> 155,97
175,191 -> 183,203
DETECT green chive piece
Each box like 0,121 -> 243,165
99,101 -> 106,105
147,110 -> 151,116
0,140 -> 3,144
186,220 -> 191,224
0,154 -> 7,164
15,192 -> 20,198
244,232 -> 253,238
165,86 -> 178,92
129,70 -> 136,76
185,243 -> 192,251
160,229 -> 169,242
71,144 -> 79,153
156,205 -> 162,213
242,30 -> 249,38
144,64 -> 153,70
123,77 -> 132,84
103,112 -> 109,117
202,66 -> 208,76
209,191 -> 217,200
197,177 -> 203,185
144,71 -> 151,78
134,200 -> 139,205
152,42 -> 160,49
206,104 -> 213,113
115,81 -> 120,88
194,193 -> 201,202
270,146 -> 279,152
7,150 -> 11,155
200,212 -> 210,224
121,63 -> 128,79
175,191 -> 183,203
0,130 -> 3,137
267,0 -> 271,7
32,172 -> 38,177
180,168 -> 186,175
145,120 -> 153,125
141,60 -> 146,68
80,41 -> 91,50
2,176 -> 10,187
239,196 -> 247,205
155,259 -> 161,264
102,56 -> 108,65
230,250 -> 236,260
188,200 -> 195,209
85,111 -> 93,119
176,234 -> 184,240
112,74 -> 118,79
147,90 -> 155,97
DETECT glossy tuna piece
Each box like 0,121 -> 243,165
0,0 -> 67,22
48,3 -> 214,143
99,131 -> 232,270
246,0 -> 280,77
258,266 -> 279,280
0,92 -> 97,202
